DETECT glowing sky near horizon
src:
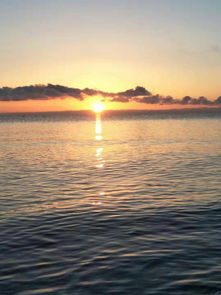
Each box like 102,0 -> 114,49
1,0 -> 221,112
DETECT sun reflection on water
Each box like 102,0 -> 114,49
95,113 -> 102,141
94,112 -> 105,204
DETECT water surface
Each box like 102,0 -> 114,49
1,110 -> 221,294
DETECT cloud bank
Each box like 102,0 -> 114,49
1,84 -> 221,105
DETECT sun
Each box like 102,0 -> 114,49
92,101 -> 105,113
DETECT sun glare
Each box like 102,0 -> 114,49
92,101 -> 105,113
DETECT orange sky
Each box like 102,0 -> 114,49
1,96 -> 219,113
0,97 -> 149,113
1,1 -> 221,113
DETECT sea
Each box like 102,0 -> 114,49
0,108 -> 221,295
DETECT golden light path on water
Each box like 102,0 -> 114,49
5,110 -> 108,215
93,112 -> 106,206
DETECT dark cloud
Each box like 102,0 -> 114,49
193,96 -> 212,105
0,85 -> 152,102
0,84 -> 221,106
215,96 -> 221,104
180,95 -> 213,105
161,96 -> 175,104
181,96 -> 191,104
111,96 -> 130,103
82,88 -> 113,97
0,84 -> 83,101
117,86 -> 152,97
136,94 -> 161,104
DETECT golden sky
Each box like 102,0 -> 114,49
1,0 -> 221,112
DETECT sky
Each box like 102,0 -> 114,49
1,0 -> 221,112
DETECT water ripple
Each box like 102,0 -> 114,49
1,117 -> 221,294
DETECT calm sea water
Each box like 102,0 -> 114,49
1,109 -> 221,295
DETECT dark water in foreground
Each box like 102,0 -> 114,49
0,110 -> 221,295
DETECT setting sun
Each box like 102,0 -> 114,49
92,101 -> 105,113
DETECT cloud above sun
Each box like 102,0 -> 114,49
1,84 -> 221,106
